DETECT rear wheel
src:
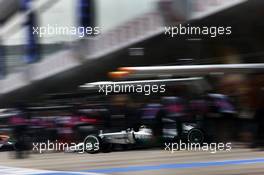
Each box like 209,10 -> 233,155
101,142 -> 112,153
187,128 -> 204,143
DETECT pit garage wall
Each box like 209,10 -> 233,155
96,0 -> 159,32
3,0 -> 159,45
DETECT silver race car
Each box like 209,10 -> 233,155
69,124 -> 204,154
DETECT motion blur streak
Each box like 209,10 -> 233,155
0,0 -> 264,175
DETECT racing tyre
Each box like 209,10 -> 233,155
101,142 -> 112,153
84,135 -> 101,154
187,128 -> 204,144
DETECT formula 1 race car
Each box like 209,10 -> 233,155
68,123 -> 204,154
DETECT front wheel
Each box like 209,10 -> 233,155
84,135 -> 101,154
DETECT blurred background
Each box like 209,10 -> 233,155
0,0 -> 263,175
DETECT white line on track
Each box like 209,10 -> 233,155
0,166 -> 107,175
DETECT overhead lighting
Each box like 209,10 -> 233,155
108,71 -> 131,79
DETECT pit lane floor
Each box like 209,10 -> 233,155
0,148 -> 263,175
